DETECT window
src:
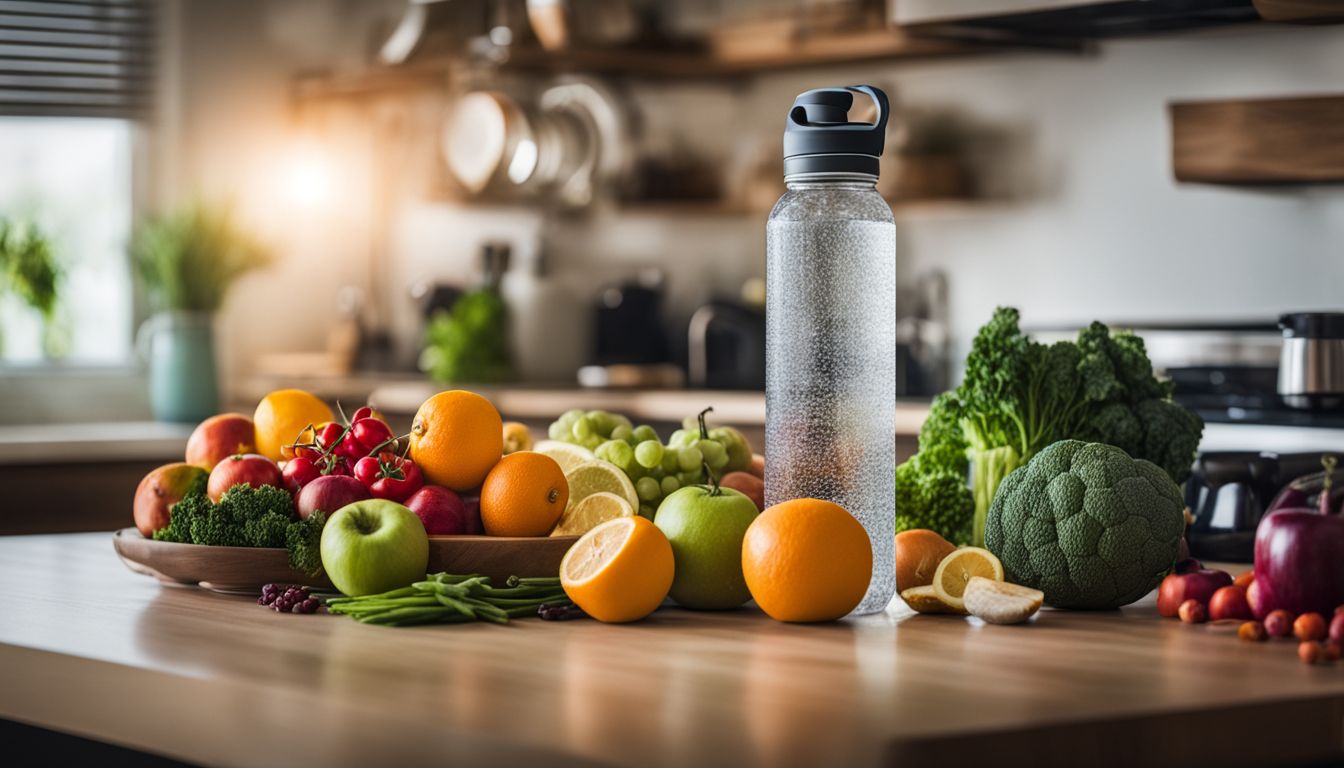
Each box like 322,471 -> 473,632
0,117 -> 133,364
0,0 -> 153,366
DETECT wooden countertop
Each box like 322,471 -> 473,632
4,533 -> 1344,766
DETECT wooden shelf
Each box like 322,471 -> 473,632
1171,94 -> 1344,185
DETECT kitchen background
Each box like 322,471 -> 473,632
2,0 -> 1343,538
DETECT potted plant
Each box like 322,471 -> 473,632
0,219 -> 63,359
132,203 -> 269,422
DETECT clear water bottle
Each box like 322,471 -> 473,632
765,85 -> 896,615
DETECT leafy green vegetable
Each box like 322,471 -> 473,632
419,289 -> 513,384
153,484 -> 326,575
0,219 -> 61,319
984,439 -> 1186,609
132,202 -> 270,312
898,307 -> 1203,546
895,459 -> 974,544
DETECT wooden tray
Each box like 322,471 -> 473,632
112,528 -> 578,595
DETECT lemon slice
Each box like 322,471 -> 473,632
564,460 -> 639,511
900,585 -> 967,615
535,440 -> 597,474
551,491 -> 634,537
931,547 -> 1005,611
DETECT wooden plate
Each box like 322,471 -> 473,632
112,528 -> 578,595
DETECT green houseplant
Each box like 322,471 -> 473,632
0,219 -> 63,359
132,203 -> 269,422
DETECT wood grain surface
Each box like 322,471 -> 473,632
1170,95 -> 1344,184
5,533 -> 1344,767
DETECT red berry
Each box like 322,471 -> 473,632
1265,609 -> 1295,638
1300,640 -> 1326,665
1295,612 -> 1327,642
1331,613 -> 1344,644
1178,599 -> 1207,624
1238,621 -> 1268,642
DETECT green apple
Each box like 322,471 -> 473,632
320,499 -> 429,597
654,485 -> 759,610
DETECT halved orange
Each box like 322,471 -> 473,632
931,547 -> 1004,611
560,516 -> 673,623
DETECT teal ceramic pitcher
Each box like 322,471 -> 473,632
138,311 -> 219,423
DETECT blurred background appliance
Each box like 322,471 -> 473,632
896,269 -> 951,397
687,299 -> 765,390
1278,312 -> 1344,410
1184,451 -> 1335,562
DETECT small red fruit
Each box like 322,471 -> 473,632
1331,613 -> 1344,644
1265,609 -> 1295,638
1299,640 -> 1326,665
1238,621 -> 1268,642
1209,585 -> 1254,621
1295,612 -> 1327,642
207,453 -> 283,502
1157,570 -> 1233,618
1178,599 -> 1207,624
1329,642 -> 1343,662
1233,570 -> 1254,590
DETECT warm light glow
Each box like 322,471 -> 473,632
282,141 -> 334,209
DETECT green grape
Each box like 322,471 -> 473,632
638,504 -> 656,520
681,415 -> 699,431
585,411 -> 621,437
677,470 -> 702,486
548,421 -> 569,440
700,439 -> 727,467
636,476 -> 661,502
611,424 -> 634,443
678,446 -> 703,472
572,417 -> 594,440
634,440 -> 664,469
632,425 -> 659,444
558,409 -> 584,427
625,462 -> 647,480
594,439 -> 618,463
668,429 -> 689,446
582,434 -> 603,450
660,450 -> 680,474
660,475 -> 680,495
607,440 -> 634,468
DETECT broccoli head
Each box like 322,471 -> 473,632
984,439 -> 1185,609
244,511 -> 291,548
217,483 -> 295,524
285,510 -> 326,575
897,459 -> 974,545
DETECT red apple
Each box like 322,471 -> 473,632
133,463 -> 208,537
185,414 -> 256,470
405,485 -> 481,535
1209,585 -> 1254,621
1252,507 -> 1344,618
720,471 -> 764,511
296,474 -> 371,521
1157,569 -> 1233,618
207,453 -> 283,502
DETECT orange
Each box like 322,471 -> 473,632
741,498 -> 872,623
560,516 -> 674,623
409,390 -> 503,491
480,451 -> 569,537
253,389 -> 334,462
895,529 -> 957,592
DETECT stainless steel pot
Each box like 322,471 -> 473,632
1278,312 -> 1344,409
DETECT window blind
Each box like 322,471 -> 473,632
0,0 -> 154,118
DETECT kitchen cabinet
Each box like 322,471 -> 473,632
5,533 -> 1344,766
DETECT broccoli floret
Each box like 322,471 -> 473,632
244,511 -> 291,548
190,504 -> 247,547
1084,402 -> 1143,456
896,460 -> 974,545
217,483 -> 295,525
985,440 -> 1185,609
285,510 -> 325,575
152,491 -> 210,543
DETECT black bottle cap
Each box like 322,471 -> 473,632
782,85 -> 889,179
